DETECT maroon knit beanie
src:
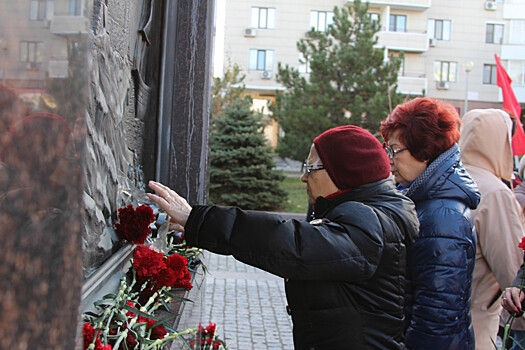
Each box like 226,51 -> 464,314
313,125 -> 391,189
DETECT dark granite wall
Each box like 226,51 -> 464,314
83,0 -> 213,277
158,0 -> 213,205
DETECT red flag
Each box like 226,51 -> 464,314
495,54 -> 525,155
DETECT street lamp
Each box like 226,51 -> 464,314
463,61 -> 474,115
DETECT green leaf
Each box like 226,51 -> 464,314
131,321 -> 148,330
178,335 -> 194,349
102,293 -> 117,300
94,299 -> 116,308
160,299 -> 170,312
122,304 -> 159,321
112,312 -> 128,323
164,324 -> 176,333
150,314 -> 179,329
164,291 -> 194,303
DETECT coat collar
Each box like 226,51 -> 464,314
311,178 -> 394,219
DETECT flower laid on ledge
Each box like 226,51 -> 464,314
189,322 -> 226,350
83,323 -> 112,350
84,203 -> 225,349
131,245 -> 193,305
82,276 -> 196,350
114,204 -> 155,244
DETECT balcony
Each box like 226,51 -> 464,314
346,0 -> 431,11
501,44 -> 525,61
377,31 -> 429,52
50,16 -> 89,35
397,75 -> 427,95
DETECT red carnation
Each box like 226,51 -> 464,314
133,245 -> 164,277
165,254 -> 188,280
138,315 -> 168,340
206,322 -> 217,337
154,266 -> 177,287
83,323 -> 109,350
520,237 -> 525,252
132,248 -> 193,304
172,268 -> 193,290
115,205 -> 154,244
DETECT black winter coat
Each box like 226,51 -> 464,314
185,178 -> 419,349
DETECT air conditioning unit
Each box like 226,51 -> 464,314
244,28 -> 257,37
261,71 -> 272,79
436,81 -> 450,90
485,1 -> 497,10
429,38 -> 436,47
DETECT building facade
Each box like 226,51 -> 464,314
215,0 -> 525,145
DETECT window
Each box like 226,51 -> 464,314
509,20 -> 525,44
310,11 -> 334,32
428,19 -> 451,40
250,7 -> 275,29
433,61 -> 457,82
249,49 -> 274,71
483,64 -> 497,84
29,0 -> 53,21
298,52 -> 311,74
486,23 -> 504,44
368,13 -> 379,23
389,14 -> 406,32
20,41 -> 43,63
70,0 -> 82,16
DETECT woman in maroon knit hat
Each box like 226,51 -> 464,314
147,125 -> 420,349
381,97 -> 480,349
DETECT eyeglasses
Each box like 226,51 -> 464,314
384,145 -> 408,159
303,163 -> 325,175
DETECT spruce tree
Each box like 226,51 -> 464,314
270,0 -> 403,162
210,63 -> 245,120
209,76 -> 287,211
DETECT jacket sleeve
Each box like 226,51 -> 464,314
184,203 -> 385,281
405,206 -> 476,349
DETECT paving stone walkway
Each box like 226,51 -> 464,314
187,253 -> 294,350
205,253 -> 294,350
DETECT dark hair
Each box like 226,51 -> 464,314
380,97 -> 461,163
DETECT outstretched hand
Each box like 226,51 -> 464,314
502,287 -> 524,314
147,181 -> 192,232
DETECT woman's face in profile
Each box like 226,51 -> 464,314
387,130 -> 428,187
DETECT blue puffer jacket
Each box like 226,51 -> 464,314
402,144 -> 480,350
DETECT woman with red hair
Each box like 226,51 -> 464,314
381,97 -> 480,349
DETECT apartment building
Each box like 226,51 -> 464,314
214,0 -> 525,146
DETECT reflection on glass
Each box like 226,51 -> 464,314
0,0 -> 87,348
